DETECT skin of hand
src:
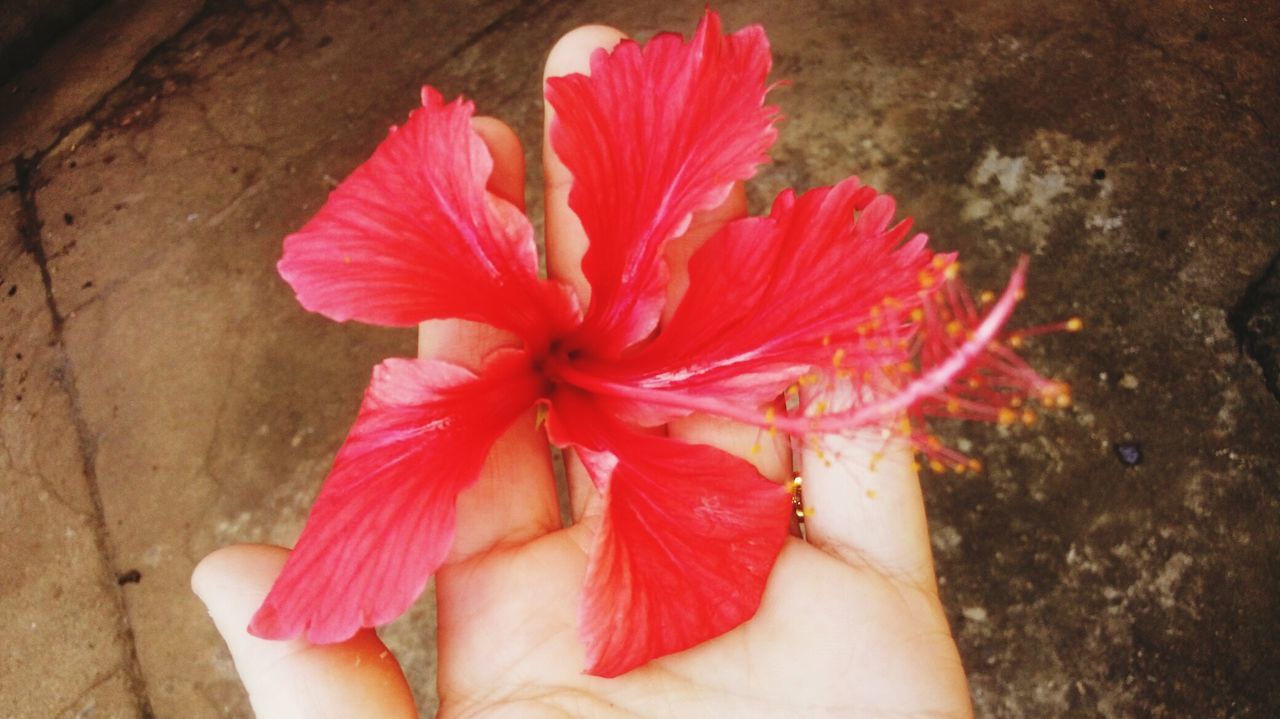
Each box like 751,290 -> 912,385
192,25 -> 975,719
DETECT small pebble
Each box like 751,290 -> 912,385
1114,442 -> 1143,467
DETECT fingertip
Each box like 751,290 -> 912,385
543,25 -> 627,81
471,116 -> 525,211
662,183 -> 749,325
192,543 -> 288,608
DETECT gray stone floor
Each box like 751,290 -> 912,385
2,1 -> 1277,717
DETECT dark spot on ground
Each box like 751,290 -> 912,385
1092,168 -> 1106,180
116,569 -> 142,585
1114,441 -> 1143,466
63,212 -> 74,225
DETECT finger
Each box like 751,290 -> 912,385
661,183 -> 748,324
424,117 -> 560,563
661,183 -> 792,481
663,194 -> 795,531
192,545 -> 417,719
666,404 -> 791,483
799,420 -> 938,591
471,115 -> 526,211
543,25 -> 627,523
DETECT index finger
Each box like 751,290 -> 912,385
542,25 -> 627,306
542,26 -> 627,523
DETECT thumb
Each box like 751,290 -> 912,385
192,544 -> 418,719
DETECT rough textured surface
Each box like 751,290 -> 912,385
0,0 -> 105,82
1,1 -> 1277,717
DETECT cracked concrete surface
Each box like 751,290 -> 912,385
1,0 -> 1277,717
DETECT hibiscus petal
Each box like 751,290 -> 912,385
546,10 -> 778,356
573,178 -> 932,424
249,350 -> 541,643
545,390 -> 792,677
278,87 -> 576,342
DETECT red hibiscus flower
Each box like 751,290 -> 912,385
250,10 -> 1069,678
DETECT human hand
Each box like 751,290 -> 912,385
194,25 -> 973,719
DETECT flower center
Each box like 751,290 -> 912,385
534,340 -> 587,396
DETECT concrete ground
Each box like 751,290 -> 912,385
2,0 -> 1277,717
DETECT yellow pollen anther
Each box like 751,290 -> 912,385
910,308 -> 924,322
932,255 -> 948,269
979,290 -> 996,304
943,263 -> 959,280
1010,397 -> 1024,408
918,271 -> 936,288
832,348 -> 847,368
928,459 -> 946,473
866,489 -> 878,499
946,399 -> 961,414
791,475 -> 803,490
1022,409 -> 1038,426
997,408 -> 1017,426
1066,317 -> 1084,332
822,334 -> 832,346
814,401 -> 828,414
911,460 -> 923,472
946,320 -> 964,337
1056,391 -> 1073,408
750,441 -> 762,455
1009,334 -> 1025,348
898,417 -> 913,434
968,458 -> 983,472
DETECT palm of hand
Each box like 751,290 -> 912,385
435,524 -> 969,719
